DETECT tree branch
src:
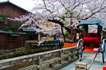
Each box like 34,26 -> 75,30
42,0 -> 53,13
83,6 -> 106,19
48,19 -> 71,32
71,0 -> 91,10
58,0 -> 72,13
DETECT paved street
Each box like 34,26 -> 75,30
61,52 -> 106,70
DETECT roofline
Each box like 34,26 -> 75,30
0,1 -> 31,13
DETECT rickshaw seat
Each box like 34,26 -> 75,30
82,33 -> 100,37
82,33 -> 100,44
82,33 -> 101,52
82,37 -> 100,44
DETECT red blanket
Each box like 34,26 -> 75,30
82,37 -> 100,44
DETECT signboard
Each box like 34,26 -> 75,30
88,25 -> 97,33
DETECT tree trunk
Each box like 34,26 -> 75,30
48,19 -> 69,41
48,19 -> 71,33
60,26 -> 65,41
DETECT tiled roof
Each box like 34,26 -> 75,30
0,1 -> 30,13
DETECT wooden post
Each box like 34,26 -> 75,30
38,33 -> 41,41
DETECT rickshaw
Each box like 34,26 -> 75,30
77,18 -> 105,63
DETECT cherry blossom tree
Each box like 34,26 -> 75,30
32,0 -> 106,40
8,13 -> 61,35
8,0 -> 106,41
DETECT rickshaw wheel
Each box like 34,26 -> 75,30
102,44 -> 105,63
102,52 -> 105,63
77,39 -> 83,61
101,39 -> 105,64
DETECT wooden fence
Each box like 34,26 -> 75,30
0,47 -> 79,70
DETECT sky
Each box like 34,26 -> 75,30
0,0 -> 37,11
0,0 -> 90,13
1,0 -> 106,26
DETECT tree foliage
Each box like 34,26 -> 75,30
8,0 -> 106,37
32,0 -> 106,29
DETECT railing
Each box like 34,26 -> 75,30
0,47 -> 79,70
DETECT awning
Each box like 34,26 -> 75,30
22,27 -> 36,32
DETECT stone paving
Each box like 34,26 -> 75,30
61,53 -> 106,70
61,42 -> 106,70
8,50 -> 106,70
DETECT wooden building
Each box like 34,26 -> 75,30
0,31 -> 27,49
0,1 -> 30,49
0,1 -> 29,17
